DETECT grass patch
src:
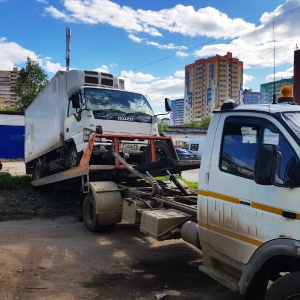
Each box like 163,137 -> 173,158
155,175 -> 198,188
0,172 -> 32,190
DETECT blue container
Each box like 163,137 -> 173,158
0,125 -> 25,159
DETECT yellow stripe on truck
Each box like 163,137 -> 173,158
197,189 -> 239,204
198,221 -> 263,247
197,189 -> 300,220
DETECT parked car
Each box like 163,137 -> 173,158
175,148 -> 198,160
184,137 -> 206,159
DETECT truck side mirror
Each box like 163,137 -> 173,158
71,94 -> 80,109
165,98 -> 171,112
254,144 -> 277,185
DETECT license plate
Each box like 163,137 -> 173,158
119,143 -> 139,150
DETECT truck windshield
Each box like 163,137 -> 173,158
84,88 -> 154,117
282,112 -> 300,139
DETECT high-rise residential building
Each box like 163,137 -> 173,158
170,98 -> 184,126
294,48 -> 300,104
184,52 -> 243,123
242,89 -> 261,104
260,78 -> 294,104
0,68 -> 19,109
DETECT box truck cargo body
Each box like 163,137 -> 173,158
25,70 -> 163,178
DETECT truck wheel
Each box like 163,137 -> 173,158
66,145 -> 80,169
142,141 -> 174,163
266,272 -> 300,300
32,159 -> 45,179
82,193 -> 105,232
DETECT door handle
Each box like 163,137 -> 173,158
282,210 -> 297,219
240,200 -> 251,206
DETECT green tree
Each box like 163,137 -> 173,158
12,57 -> 49,111
200,116 -> 211,128
158,123 -> 169,132
184,117 -> 211,128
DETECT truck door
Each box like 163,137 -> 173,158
253,125 -> 300,249
205,116 -> 261,263
64,92 -> 83,147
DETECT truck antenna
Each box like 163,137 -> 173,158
66,27 -> 71,72
272,21 -> 276,104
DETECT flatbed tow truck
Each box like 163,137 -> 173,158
29,92 -> 300,299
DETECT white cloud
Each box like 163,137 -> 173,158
128,34 -> 142,43
243,74 -> 254,89
146,41 -> 187,50
120,70 -> 184,113
120,70 -> 157,83
42,57 -> 64,74
94,65 -> 110,73
193,0 -> 299,70
0,37 -> 65,76
44,1 -> 254,39
176,51 -> 188,57
265,66 -> 294,83
0,37 -> 38,70
174,70 -> 185,78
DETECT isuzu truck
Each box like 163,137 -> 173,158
25,70 -> 173,179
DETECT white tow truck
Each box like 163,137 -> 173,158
29,87 -> 300,300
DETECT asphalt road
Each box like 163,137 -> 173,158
181,168 -> 200,183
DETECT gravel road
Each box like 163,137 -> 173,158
0,162 -> 243,300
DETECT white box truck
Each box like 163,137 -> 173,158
25,70 -> 173,178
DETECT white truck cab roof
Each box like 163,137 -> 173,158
215,102 -> 300,115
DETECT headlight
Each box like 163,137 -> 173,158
83,128 -> 95,142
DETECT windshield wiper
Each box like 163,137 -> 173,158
102,109 -> 126,113
125,112 -> 152,117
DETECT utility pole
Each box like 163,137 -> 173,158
66,27 -> 71,72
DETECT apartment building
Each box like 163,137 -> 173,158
170,98 -> 184,126
0,67 -> 19,109
184,52 -> 243,123
242,89 -> 261,104
260,78 -> 294,104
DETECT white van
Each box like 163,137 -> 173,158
185,137 -> 206,159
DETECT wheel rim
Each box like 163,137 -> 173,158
69,148 -> 77,168
33,160 -> 42,179
156,149 -> 167,161
86,198 -> 96,226
285,294 -> 300,300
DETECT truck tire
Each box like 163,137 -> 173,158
82,192 -> 105,232
266,272 -> 300,300
66,145 -> 80,169
32,158 -> 45,179
142,141 -> 174,164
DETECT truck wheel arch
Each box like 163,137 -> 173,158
240,238 -> 300,296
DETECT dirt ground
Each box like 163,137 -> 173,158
0,163 -> 243,300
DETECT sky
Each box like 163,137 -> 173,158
1,0 -> 300,113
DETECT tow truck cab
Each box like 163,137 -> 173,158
197,91 -> 300,298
